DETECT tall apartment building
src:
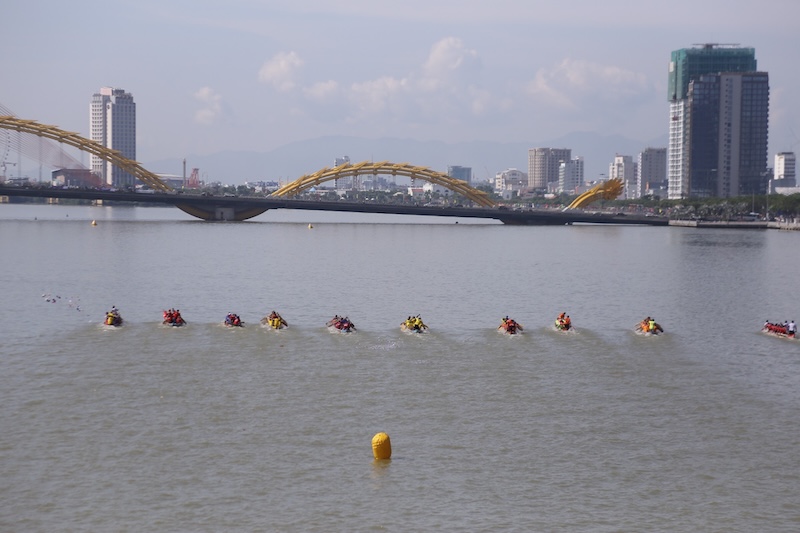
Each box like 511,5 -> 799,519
90,87 -> 136,188
558,157 -> 584,194
609,155 -> 637,200
637,147 -> 667,198
528,148 -> 571,190
667,44 -> 769,199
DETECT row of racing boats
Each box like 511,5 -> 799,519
99,308 -> 796,341
103,308 -> 580,336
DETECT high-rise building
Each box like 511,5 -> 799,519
558,157 -> 584,194
667,44 -> 769,199
637,148 -> 667,198
609,155 -> 637,200
90,87 -> 136,188
447,165 -> 472,184
528,148 -> 571,190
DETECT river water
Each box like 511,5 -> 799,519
1,203 -> 799,532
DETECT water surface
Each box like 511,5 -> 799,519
1,204 -> 799,531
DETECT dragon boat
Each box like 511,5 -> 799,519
162,309 -> 186,327
400,315 -> 428,333
327,316 -> 356,333
261,311 -> 288,329
554,313 -> 572,332
762,321 -> 797,339
104,308 -> 123,327
634,317 -> 663,335
224,313 -> 244,327
498,317 -> 523,335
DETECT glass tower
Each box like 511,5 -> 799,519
667,45 -> 768,199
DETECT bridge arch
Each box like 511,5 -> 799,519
0,116 -> 171,192
271,160 -> 496,207
0,116 -> 255,220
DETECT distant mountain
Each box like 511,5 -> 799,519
145,131 -> 669,185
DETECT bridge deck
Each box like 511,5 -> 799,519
0,185 -> 669,226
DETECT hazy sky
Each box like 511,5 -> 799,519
3,0 -> 800,170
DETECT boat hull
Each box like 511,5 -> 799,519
762,327 -> 796,339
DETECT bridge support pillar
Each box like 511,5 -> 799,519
214,207 -> 236,221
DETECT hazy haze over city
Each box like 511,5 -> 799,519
3,0 -> 800,182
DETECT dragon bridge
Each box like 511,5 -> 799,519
565,178 -> 623,209
0,116 -> 496,219
272,160 -> 496,207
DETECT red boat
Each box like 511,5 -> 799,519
762,321 -> 796,339
163,308 -> 186,327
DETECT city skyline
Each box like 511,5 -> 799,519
3,1 -> 800,182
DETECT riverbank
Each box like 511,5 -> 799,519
670,219 -> 800,230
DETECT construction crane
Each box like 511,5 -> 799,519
1,161 -> 16,180
187,168 -> 201,189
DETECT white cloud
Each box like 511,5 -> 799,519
258,51 -> 304,91
467,87 -> 494,116
419,37 -> 480,92
303,80 -> 340,102
349,76 -> 410,115
328,37 -> 488,124
193,86 -> 224,124
526,58 -> 650,111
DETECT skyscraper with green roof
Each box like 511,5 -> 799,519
667,44 -> 769,199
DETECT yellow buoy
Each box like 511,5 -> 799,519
308,223 -> 313,229
91,220 -> 97,226
372,432 -> 391,460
